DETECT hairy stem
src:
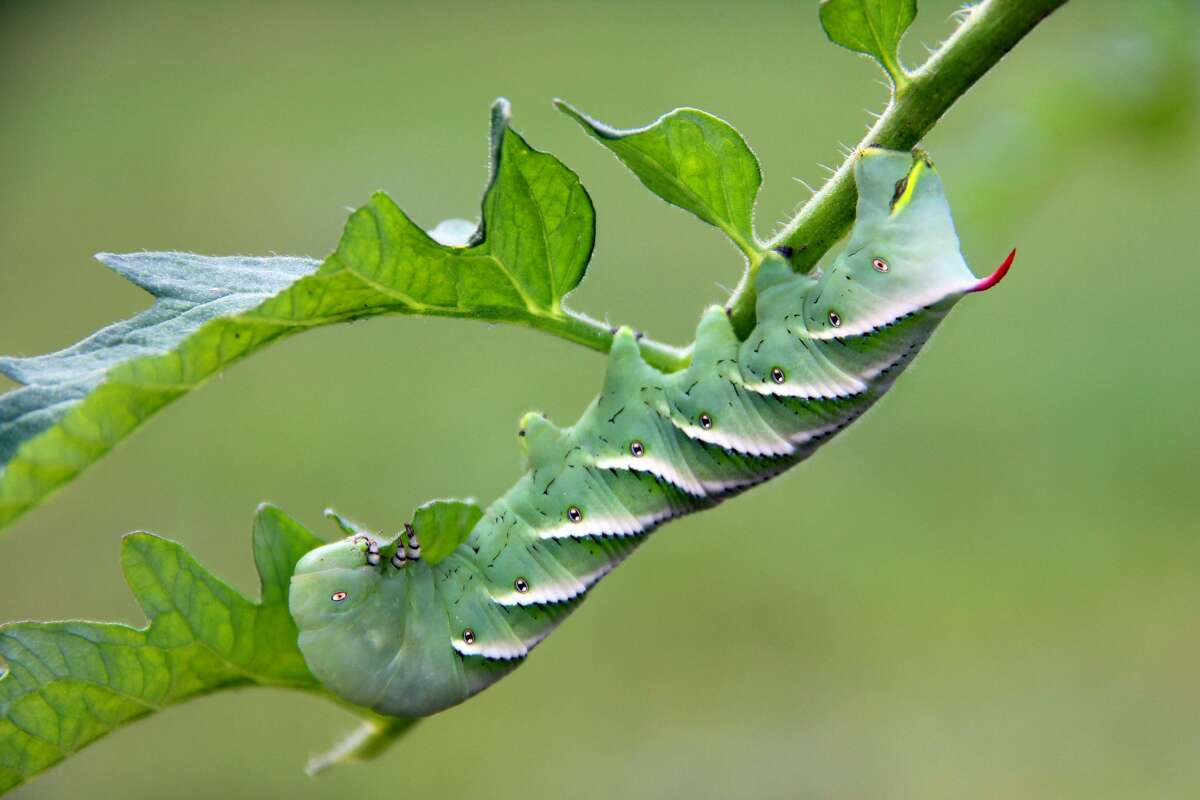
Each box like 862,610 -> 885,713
725,0 -> 1069,338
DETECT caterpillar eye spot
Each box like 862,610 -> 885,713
828,311 -> 842,327
872,258 -> 889,273
462,628 -> 476,645
331,591 -> 347,602
771,367 -> 786,384
699,413 -> 713,430
567,506 -> 583,523
629,440 -> 645,457
514,577 -> 530,593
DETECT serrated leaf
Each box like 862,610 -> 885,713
0,505 -> 418,793
0,99 -> 598,534
0,252 -> 320,469
411,498 -> 484,565
818,0 -> 916,87
556,101 -> 761,257
0,506 -> 348,793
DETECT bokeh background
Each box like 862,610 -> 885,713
1,0 -> 1198,797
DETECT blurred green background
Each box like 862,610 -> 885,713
1,0 -> 1198,797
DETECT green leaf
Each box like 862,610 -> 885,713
556,101 -> 762,257
818,0 -> 916,88
0,99 -> 623,535
0,506 -> 348,793
323,507 -> 377,538
0,506 -> 419,793
411,498 -> 485,565
0,252 -> 320,468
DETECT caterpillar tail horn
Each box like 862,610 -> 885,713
969,248 -> 1016,293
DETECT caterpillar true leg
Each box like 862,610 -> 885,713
404,523 -> 421,562
364,538 -> 381,567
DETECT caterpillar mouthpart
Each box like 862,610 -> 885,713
969,248 -> 1016,293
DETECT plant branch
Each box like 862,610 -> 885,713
539,310 -> 691,372
725,0 -> 1069,338
306,714 -> 419,777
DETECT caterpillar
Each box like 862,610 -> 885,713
288,147 -> 1015,718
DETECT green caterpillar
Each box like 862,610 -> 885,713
288,146 -> 1015,718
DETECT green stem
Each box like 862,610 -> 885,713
306,713 -> 420,776
725,0 -> 1069,338
536,309 -> 691,373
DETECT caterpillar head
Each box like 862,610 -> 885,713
289,535 -> 390,631
803,147 -> 1013,339
289,530 -> 483,717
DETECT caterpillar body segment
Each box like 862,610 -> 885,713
289,148 -> 1013,718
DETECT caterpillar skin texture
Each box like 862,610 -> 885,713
289,148 -> 1013,718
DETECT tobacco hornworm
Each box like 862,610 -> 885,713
288,147 -> 1015,718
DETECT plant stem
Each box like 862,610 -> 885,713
725,0 -> 1070,338
306,714 -> 420,776
537,310 -> 691,373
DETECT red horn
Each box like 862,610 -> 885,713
969,248 -> 1016,293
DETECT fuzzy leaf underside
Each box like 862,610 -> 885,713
0,253 -> 320,467
818,0 -> 916,85
0,506 -> 327,794
0,100 -> 595,534
556,101 -> 762,257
